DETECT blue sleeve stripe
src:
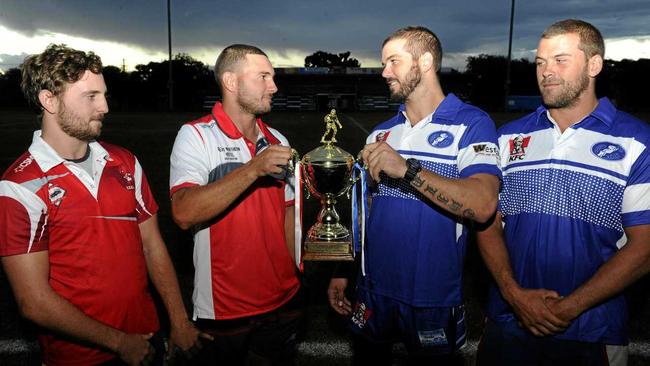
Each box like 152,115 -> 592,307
460,164 -> 502,179
398,149 -> 456,161
505,158 -> 628,181
622,211 -> 650,227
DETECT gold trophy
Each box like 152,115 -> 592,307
299,109 -> 356,261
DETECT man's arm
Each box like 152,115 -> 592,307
476,213 -> 567,336
171,145 -> 292,229
285,205 -> 296,262
1,252 -> 153,365
139,214 -> 210,356
547,224 -> 650,322
362,141 -> 499,222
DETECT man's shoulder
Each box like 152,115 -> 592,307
2,150 -> 42,183
611,110 -> 650,143
497,111 -> 540,137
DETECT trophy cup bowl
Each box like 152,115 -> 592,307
302,144 -> 355,241
295,109 -> 357,261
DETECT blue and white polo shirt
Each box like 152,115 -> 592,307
361,93 -> 501,307
487,97 -> 650,344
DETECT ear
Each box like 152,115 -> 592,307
38,90 -> 58,114
588,54 -> 603,78
419,52 -> 434,73
221,71 -> 238,93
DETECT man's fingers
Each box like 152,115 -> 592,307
199,331 -> 214,341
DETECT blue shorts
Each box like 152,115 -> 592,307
477,319 -> 612,366
348,286 -> 466,355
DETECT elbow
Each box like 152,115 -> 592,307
171,210 -> 194,231
16,295 -> 45,324
472,197 -> 498,224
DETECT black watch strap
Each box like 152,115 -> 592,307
403,158 -> 422,183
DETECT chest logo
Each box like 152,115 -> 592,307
351,301 -> 373,329
592,142 -> 626,161
119,171 -> 135,190
375,131 -> 391,142
508,135 -> 531,162
427,131 -> 454,148
48,183 -> 66,207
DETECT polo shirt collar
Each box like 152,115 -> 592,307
211,102 -> 279,144
534,97 -> 617,127
28,130 -> 109,172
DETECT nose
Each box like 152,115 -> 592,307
98,94 -> 109,114
382,64 -> 392,79
268,79 -> 278,94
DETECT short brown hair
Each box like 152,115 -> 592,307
21,44 -> 103,112
383,26 -> 443,72
214,44 -> 268,90
542,19 -> 605,59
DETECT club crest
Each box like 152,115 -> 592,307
591,142 -> 626,161
427,131 -> 454,148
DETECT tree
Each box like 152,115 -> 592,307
304,51 -> 360,68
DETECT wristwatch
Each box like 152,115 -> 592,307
403,158 -> 422,183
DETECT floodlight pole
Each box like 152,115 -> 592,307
167,0 -> 174,110
504,0 -> 515,111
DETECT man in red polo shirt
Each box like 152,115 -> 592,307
170,44 -> 303,365
0,44 -> 205,365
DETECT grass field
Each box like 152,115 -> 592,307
1,108 -> 650,365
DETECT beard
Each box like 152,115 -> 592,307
540,67 -> 590,109
387,64 -> 422,102
57,103 -> 104,141
237,87 -> 272,116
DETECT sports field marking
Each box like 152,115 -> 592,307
340,113 -> 370,135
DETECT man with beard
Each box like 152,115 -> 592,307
0,44 -> 205,365
327,26 -> 501,365
169,44 -> 302,365
476,19 -> 650,365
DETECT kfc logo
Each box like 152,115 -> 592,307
508,135 -> 531,161
351,302 -> 373,329
375,131 -> 390,142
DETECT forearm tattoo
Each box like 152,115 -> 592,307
411,172 -> 475,219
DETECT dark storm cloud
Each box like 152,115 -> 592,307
2,0 -> 649,67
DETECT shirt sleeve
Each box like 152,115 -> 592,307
169,124 -> 211,196
456,114 -> 502,179
622,146 -> 650,227
0,180 -> 49,256
134,157 -> 159,223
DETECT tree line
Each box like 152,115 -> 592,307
0,51 -> 648,112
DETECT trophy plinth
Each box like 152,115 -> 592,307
299,110 -> 355,261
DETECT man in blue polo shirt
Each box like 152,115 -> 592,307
327,26 -> 501,365
476,19 -> 650,365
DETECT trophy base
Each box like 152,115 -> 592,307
303,238 -> 354,261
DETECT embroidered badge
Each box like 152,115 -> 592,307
48,183 -> 66,207
508,135 -> 531,161
591,142 -> 626,161
351,302 -> 373,329
418,328 -> 448,347
427,131 -> 454,148
375,131 -> 391,142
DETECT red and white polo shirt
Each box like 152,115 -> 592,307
170,102 -> 299,320
0,131 -> 159,365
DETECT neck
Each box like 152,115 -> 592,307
222,98 -> 259,141
41,115 -> 90,160
548,90 -> 599,132
404,78 -> 445,125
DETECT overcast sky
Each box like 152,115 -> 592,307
1,0 -> 649,72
